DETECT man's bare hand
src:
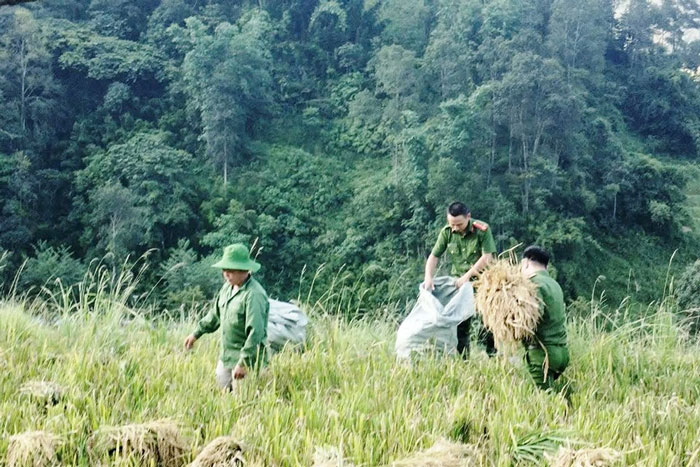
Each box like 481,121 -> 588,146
423,277 -> 435,291
455,276 -> 470,288
233,364 -> 247,380
184,334 -> 197,350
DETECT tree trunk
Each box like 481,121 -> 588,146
487,105 -> 495,188
223,139 -> 228,186
20,37 -> 27,134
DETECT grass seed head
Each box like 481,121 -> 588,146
313,445 -> 355,467
7,430 -> 61,467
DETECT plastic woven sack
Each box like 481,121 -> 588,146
395,276 -> 475,360
267,299 -> 308,351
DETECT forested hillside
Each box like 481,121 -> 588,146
1,0 -> 699,312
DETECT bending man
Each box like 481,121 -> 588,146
520,245 -> 569,390
424,201 -> 496,357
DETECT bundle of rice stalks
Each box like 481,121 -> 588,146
88,419 -> 187,466
19,380 -> 64,406
391,439 -> 478,467
7,430 -> 61,467
474,257 -> 541,348
547,447 -> 622,467
191,436 -> 246,467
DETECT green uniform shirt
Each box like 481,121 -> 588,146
530,270 -> 567,347
194,276 -> 269,369
431,218 -> 497,276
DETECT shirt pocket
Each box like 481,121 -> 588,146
447,243 -> 459,256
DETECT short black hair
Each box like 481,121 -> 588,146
447,201 -> 470,217
523,245 -> 550,267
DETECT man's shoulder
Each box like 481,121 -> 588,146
437,224 -> 452,238
247,277 -> 269,299
472,219 -> 490,232
532,272 -> 563,298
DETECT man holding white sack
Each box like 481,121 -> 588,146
423,201 -> 497,357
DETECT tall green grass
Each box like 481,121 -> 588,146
1,268 -> 699,466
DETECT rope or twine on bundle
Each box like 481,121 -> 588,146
474,250 -> 542,350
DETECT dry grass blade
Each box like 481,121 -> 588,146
7,430 -> 61,467
19,380 -> 64,406
474,255 -> 541,348
547,447 -> 622,467
88,419 -> 187,466
391,439 -> 478,467
190,436 -> 246,467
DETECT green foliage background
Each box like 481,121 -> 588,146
0,0 -> 699,314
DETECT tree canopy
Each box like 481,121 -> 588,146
0,0 -> 698,312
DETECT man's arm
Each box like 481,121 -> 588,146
425,228 -> 449,291
423,253 -> 439,290
455,252 -> 493,288
184,292 -> 222,349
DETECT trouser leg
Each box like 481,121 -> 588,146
525,345 -> 569,390
456,318 -> 471,357
477,325 -> 496,357
215,360 -> 234,392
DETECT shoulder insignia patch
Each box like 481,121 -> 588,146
473,221 -> 489,231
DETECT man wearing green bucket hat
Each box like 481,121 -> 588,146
184,243 -> 269,391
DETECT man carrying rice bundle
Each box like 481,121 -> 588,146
520,245 -> 569,390
184,243 -> 269,392
423,201 -> 497,357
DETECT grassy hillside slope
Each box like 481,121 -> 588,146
1,297 -> 698,466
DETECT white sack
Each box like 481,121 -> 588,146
395,276 -> 475,360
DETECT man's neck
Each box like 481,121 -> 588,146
231,274 -> 251,292
527,266 -> 546,277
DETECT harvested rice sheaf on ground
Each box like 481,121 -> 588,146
391,439 -> 478,467
19,380 -> 64,406
474,258 -> 541,348
190,436 -> 246,467
547,446 -> 622,467
7,430 -> 61,467
88,419 -> 187,466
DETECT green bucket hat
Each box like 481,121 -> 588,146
211,243 -> 261,272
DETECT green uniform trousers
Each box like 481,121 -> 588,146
525,344 -> 569,390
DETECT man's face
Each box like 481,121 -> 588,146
222,269 -> 249,287
447,213 -> 471,233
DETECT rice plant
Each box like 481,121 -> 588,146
1,267 -> 699,466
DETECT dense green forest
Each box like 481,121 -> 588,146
1,0 -> 699,315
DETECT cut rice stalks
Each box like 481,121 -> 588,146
391,439 -> 478,466
474,254 -> 541,349
88,419 -> 187,466
19,380 -> 64,406
547,446 -> 622,466
7,430 -> 61,467
190,436 -> 246,467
